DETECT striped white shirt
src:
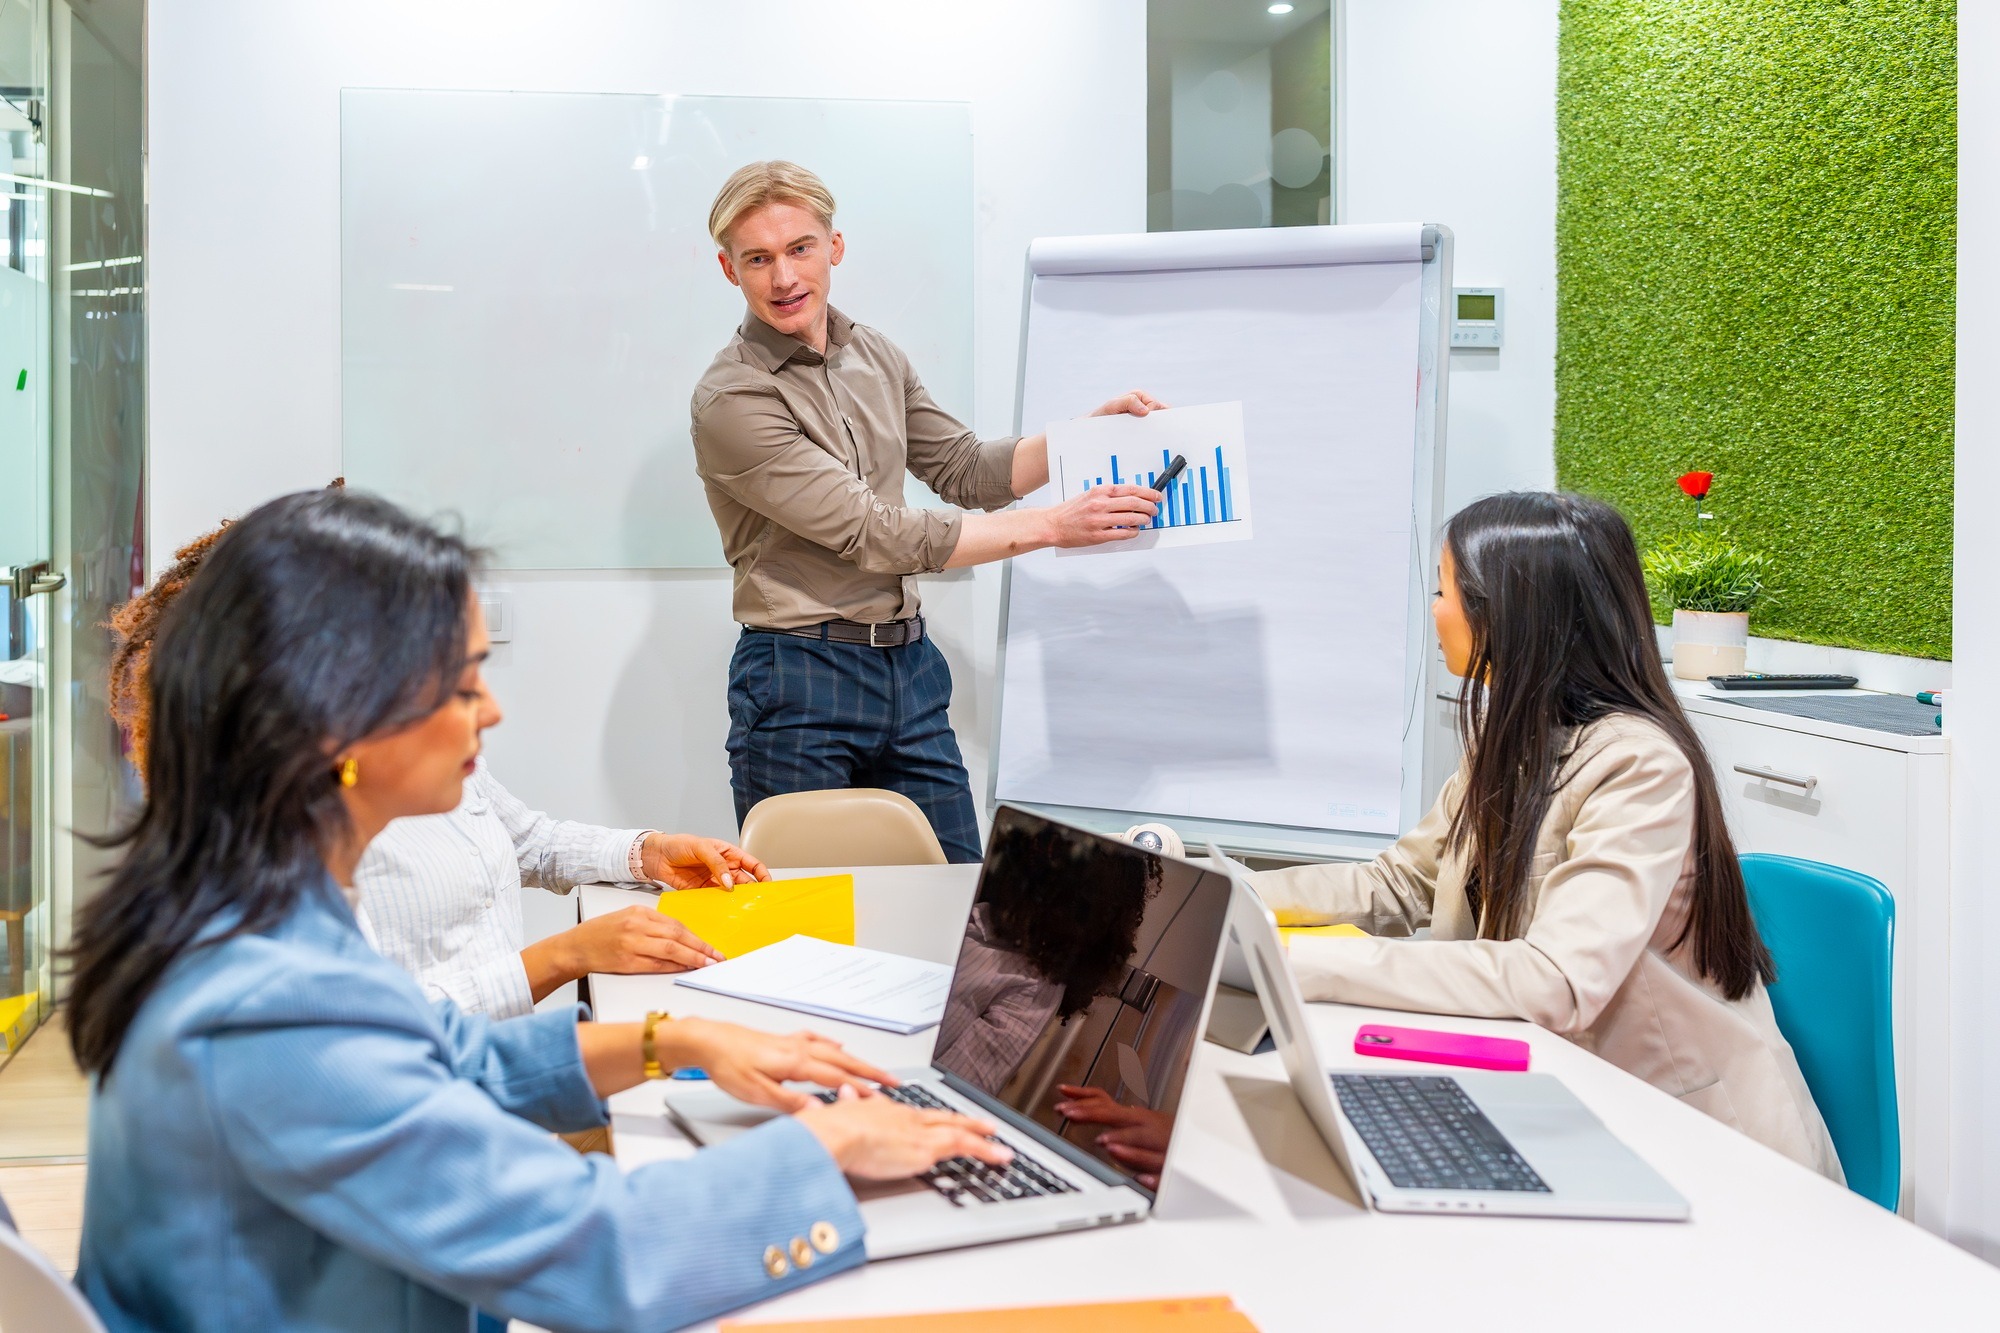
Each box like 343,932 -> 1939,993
354,760 -> 650,1019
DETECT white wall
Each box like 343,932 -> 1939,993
146,0 -> 1148,944
1342,0 -> 1559,516
1950,0 -> 1997,1263
147,0 -> 1571,1014
147,0 -> 1557,925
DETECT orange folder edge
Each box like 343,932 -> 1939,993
721,1294 -> 1256,1332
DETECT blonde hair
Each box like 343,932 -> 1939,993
707,160 -> 837,250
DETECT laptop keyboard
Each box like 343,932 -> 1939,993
814,1083 -> 1079,1206
1332,1074 -> 1551,1194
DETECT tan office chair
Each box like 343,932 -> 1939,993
738,788 -> 949,868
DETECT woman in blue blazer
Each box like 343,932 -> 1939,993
67,488 -> 1009,1332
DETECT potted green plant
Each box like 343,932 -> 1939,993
1641,472 -> 1776,681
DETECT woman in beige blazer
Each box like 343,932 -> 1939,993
1257,493 -> 1841,1180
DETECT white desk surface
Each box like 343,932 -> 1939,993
1669,676 -> 1948,754
583,868 -> 1999,1330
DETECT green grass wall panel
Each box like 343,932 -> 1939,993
1555,0 -> 1955,659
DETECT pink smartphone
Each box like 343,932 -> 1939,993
1353,1024 -> 1530,1072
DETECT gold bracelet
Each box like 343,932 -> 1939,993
641,1010 -> 673,1080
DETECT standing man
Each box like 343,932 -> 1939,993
692,161 -> 1164,862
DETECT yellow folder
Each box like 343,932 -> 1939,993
655,874 -> 855,959
0,990 -> 38,1054
1277,922 -> 1368,945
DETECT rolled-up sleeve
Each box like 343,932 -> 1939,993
1253,772 -> 1458,937
477,767 -> 645,893
425,949 -> 538,1023
425,998 -> 608,1131
695,385 -> 964,574
899,356 -> 1019,512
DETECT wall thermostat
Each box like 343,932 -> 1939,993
1450,287 -> 1504,349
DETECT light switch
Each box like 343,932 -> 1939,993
479,590 -> 513,644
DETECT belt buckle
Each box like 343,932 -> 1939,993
869,622 -> 884,648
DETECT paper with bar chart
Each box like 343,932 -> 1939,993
1045,401 -> 1252,556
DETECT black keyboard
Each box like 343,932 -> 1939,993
1707,673 -> 1858,690
1332,1074 -> 1551,1193
814,1083 -> 1079,1206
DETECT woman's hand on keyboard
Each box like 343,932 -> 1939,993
674,1020 -> 897,1112
795,1085 -> 1015,1180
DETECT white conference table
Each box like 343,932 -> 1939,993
583,867 -> 2000,1330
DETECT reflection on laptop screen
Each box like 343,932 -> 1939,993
933,807 -> 1231,1185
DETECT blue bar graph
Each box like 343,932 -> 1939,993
1072,443 -> 1241,531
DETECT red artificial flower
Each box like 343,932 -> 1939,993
1677,471 -> 1713,500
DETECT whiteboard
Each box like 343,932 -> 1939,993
339,90 -> 971,568
993,224 -> 1450,858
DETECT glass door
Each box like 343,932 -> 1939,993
0,0 -> 54,1059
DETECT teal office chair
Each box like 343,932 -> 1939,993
1739,853 -> 1900,1210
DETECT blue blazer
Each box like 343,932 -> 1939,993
77,880 -> 865,1332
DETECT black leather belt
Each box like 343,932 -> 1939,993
751,616 -> 926,648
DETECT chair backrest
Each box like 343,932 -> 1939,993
1739,852 -> 1900,1209
739,788 -> 949,869
0,1209 -> 108,1333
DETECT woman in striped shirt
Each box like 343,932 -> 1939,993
110,508 -> 766,1018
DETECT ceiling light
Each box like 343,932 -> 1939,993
1268,3 -> 1294,12
632,155 -> 650,170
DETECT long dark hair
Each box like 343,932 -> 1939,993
983,819 -> 1159,1020
1444,492 -> 1773,1000
68,489 -> 475,1075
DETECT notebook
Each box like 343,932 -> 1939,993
671,934 -> 952,1034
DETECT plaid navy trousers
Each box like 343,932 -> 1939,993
725,629 -> 983,863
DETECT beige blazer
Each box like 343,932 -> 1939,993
1255,713 -> 1843,1181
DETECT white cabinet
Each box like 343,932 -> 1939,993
1678,684 -> 1950,1231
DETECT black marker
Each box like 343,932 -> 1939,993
1149,453 -> 1188,496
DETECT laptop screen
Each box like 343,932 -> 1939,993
933,806 -> 1232,1187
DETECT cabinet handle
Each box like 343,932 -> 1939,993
1733,763 -> 1819,794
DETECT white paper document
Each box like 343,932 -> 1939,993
1045,400 -> 1253,555
672,934 -> 953,1035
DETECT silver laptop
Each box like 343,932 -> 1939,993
1209,843 -> 1689,1222
661,807 -> 1235,1259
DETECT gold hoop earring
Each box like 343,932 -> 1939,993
339,757 -> 359,788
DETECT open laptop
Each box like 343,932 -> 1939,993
1209,843 -> 1690,1221
660,806 -> 1235,1259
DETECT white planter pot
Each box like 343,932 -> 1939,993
1671,610 -> 1750,681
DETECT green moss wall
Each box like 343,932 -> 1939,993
1555,1 -> 1956,659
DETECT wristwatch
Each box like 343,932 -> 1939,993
641,1010 -> 673,1080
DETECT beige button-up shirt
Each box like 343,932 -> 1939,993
690,308 -> 1021,629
